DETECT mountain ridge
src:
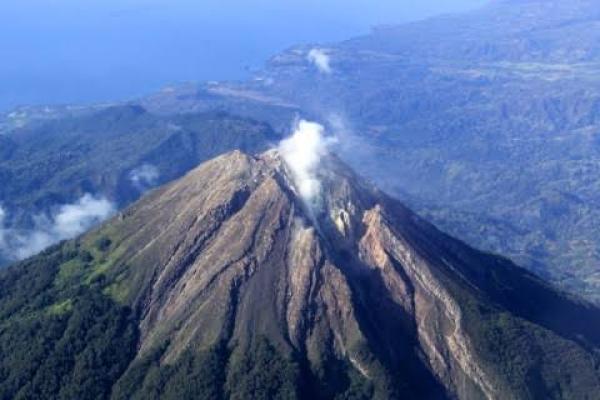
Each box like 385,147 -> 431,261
4,0 -> 600,304
182,0 -> 600,303
0,148 -> 598,399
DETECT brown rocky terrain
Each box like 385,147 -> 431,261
88,150 -> 600,398
1,148 -> 599,399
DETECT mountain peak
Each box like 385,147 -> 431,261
168,146 -> 378,242
82,147 -> 600,398
1,146 -> 599,398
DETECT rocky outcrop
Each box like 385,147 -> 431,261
73,149 -> 600,399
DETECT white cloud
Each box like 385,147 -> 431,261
0,194 -> 115,261
129,164 -> 160,191
307,48 -> 332,74
10,229 -> 55,261
278,120 -> 336,205
51,194 -> 115,239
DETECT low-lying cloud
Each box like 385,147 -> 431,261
129,164 -> 160,191
0,194 -> 116,262
50,194 -> 115,239
307,48 -> 332,74
278,120 -> 336,206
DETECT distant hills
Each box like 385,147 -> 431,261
1,0 -> 600,304
162,0 -> 600,301
344,0 -> 600,63
0,107 -> 279,263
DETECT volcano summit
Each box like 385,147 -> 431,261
0,141 -> 598,399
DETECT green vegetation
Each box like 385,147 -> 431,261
462,305 -> 600,400
0,238 -> 379,400
112,345 -> 226,400
95,236 -> 113,252
0,106 -> 279,242
114,339 -> 303,400
47,298 -> 73,315
0,243 -> 138,400
226,339 -> 301,400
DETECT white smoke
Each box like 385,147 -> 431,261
278,120 -> 336,205
129,164 -> 160,191
0,194 -> 115,261
326,113 -> 375,161
307,48 -> 332,74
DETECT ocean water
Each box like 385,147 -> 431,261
0,0 -> 487,111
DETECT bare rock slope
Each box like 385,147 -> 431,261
1,150 -> 599,399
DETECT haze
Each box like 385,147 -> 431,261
0,0 -> 487,111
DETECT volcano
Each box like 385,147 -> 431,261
0,149 -> 599,400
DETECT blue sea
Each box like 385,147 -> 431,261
0,0 -> 486,111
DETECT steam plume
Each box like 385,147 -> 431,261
278,120 -> 336,205
307,48 -> 332,74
